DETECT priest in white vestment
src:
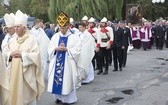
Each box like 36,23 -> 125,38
47,12 -> 81,105
2,10 -> 45,105
77,22 -> 95,84
31,19 -> 50,80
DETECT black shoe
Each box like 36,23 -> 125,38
55,99 -> 62,104
103,71 -> 108,75
62,103 -> 70,105
81,82 -> 89,85
113,69 -> 118,72
97,70 -> 103,75
120,67 -> 123,71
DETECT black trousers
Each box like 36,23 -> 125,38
156,37 -> 159,49
159,37 -> 164,50
156,37 -> 164,50
113,46 -> 123,70
150,37 -> 154,46
142,42 -> 149,50
92,52 -> 100,70
132,40 -> 141,49
108,48 -> 112,65
166,40 -> 168,48
122,46 -> 128,66
98,47 -> 111,71
165,37 -> 168,48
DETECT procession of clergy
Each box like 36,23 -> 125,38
0,10 -> 167,105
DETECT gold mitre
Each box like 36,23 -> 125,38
57,12 -> 70,27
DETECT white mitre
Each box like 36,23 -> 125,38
100,17 -> 108,23
4,13 -> 15,27
15,10 -> 28,27
88,17 -> 95,23
70,17 -> 76,26
70,18 -> 74,24
82,15 -> 88,21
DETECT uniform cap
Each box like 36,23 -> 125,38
82,15 -> 88,21
100,17 -> 107,23
88,17 -> 95,23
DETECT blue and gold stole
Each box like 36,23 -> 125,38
52,35 -> 69,94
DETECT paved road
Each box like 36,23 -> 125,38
37,48 -> 168,105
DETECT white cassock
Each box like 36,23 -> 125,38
77,30 -> 95,83
47,30 -> 81,103
31,27 -> 50,80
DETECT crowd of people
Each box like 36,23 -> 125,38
0,10 -> 168,105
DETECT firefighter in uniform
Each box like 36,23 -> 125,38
96,17 -> 114,75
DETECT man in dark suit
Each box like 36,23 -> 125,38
151,23 -> 156,47
112,20 -> 125,71
155,21 -> 165,50
119,21 -> 132,67
165,23 -> 168,48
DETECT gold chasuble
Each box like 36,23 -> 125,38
3,32 -> 45,105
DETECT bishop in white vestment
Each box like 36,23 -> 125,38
47,12 -> 81,105
2,10 -> 45,105
1,13 -> 16,53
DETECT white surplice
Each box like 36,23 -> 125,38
77,30 -> 95,83
31,27 -> 50,80
140,27 -> 152,42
